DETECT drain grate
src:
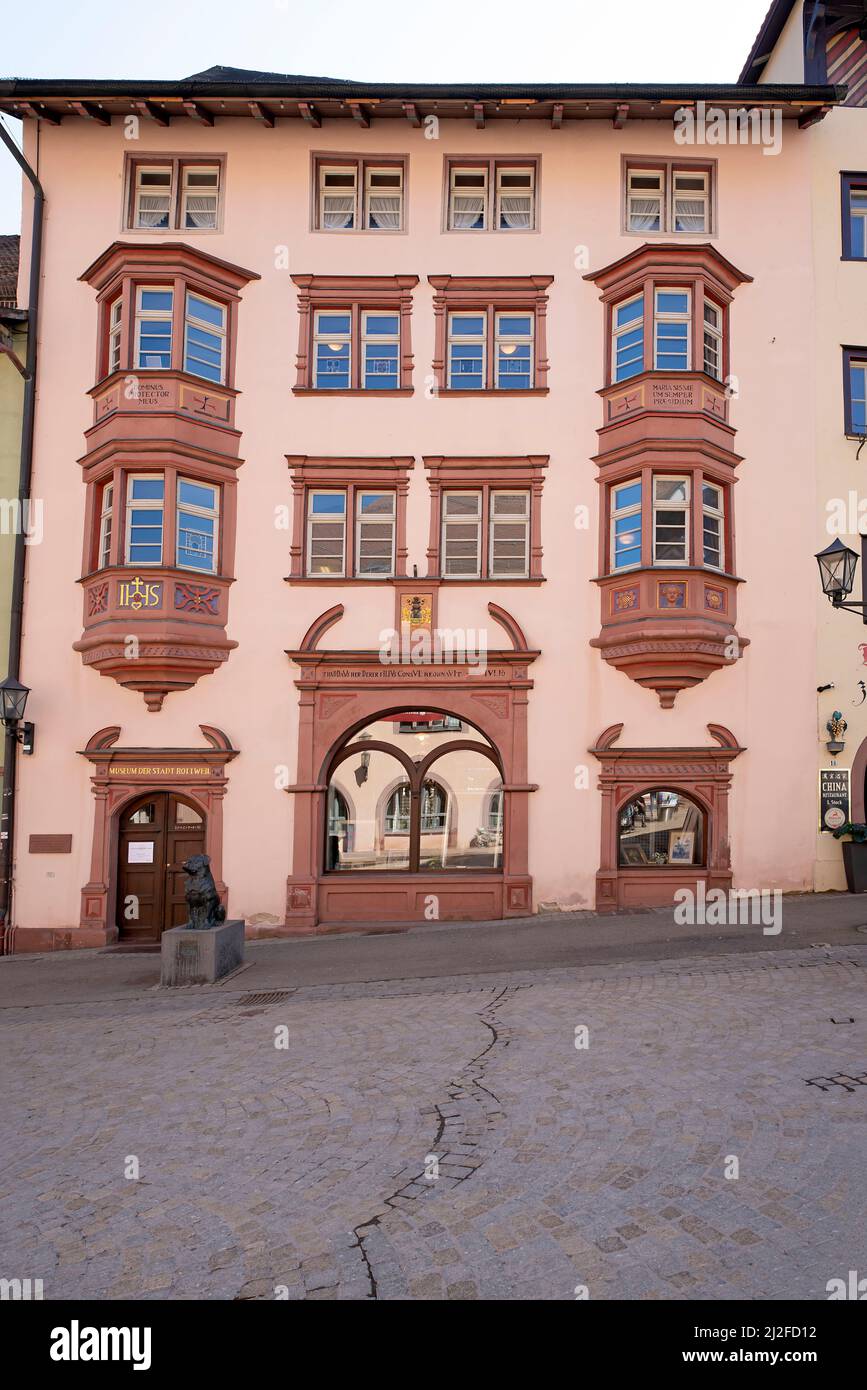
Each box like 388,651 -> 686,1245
806,1071 -> 867,1092
233,990 -> 292,1007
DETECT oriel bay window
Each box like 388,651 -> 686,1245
606,280 -> 729,383
292,276 -> 418,393
91,471 -> 223,572
430,276 -> 552,394
605,472 -> 729,575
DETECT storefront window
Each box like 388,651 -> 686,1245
324,712 -> 502,873
618,789 -> 704,867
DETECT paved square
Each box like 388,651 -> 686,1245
2,944 -> 867,1299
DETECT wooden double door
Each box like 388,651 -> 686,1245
117,792 -> 206,942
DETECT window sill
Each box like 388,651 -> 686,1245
292,387 -> 414,397
284,574 -> 409,585
436,388 -> 549,398
594,566 -> 742,584
429,575 -> 545,585
123,226 -> 223,236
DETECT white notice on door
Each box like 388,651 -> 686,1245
128,842 -> 155,864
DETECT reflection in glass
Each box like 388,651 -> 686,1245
618,789 -> 703,867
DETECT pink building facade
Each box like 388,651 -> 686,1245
0,70 -> 842,948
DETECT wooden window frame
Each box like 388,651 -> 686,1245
841,172 -> 867,261
311,154 -> 408,233
701,481 -> 725,572
622,156 -> 716,237
98,271 -> 236,386
609,476 -> 643,573
603,469 -> 733,577
291,276 -> 418,394
443,157 -> 540,233
286,455 -> 413,583
98,481 -> 114,571
176,475 -> 220,575
423,455 -> 547,583
606,279 -> 729,385
125,473 -> 166,568
653,286 -> 692,371
183,290 -> 227,385
123,155 -> 225,233
652,474 -> 691,567
428,276 -> 552,396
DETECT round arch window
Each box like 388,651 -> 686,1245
325,711 -> 503,873
618,789 -> 705,867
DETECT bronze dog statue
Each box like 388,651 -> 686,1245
181,853 -> 226,930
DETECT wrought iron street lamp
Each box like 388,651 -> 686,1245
815,537 -> 865,619
0,676 -> 34,753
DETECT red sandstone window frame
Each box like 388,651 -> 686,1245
423,456 -> 547,582
123,154 -> 226,233
621,156 -> 716,237
286,455 -> 413,583
602,469 -> 733,577
96,273 -> 237,385
311,153 -> 408,232
605,279 -> 729,386
427,276 -> 552,396
87,468 -> 225,575
290,276 -> 418,394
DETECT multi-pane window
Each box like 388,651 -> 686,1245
135,287 -> 173,369
107,298 -> 123,375
654,289 -> 690,370
494,313 -> 533,389
626,169 -> 662,232
610,479 -> 642,571
177,477 -> 219,572
842,175 -> 867,259
441,489 -> 531,578
98,483 -> 114,569
447,159 -> 537,231
305,489 -> 397,577
702,483 -> 725,570
448,313 -> 486,389
128,160 -> 221,231
355,491 -> 396,575
184,293 -> 226,383
703,300 -> 723,380
613,295 -> 645,381
489,491 -> 530,577
180,167 -> 219,229
316,160 -> 405,231
653,477 -> 690,564
847,356 -> 867,435
313,311 -> 352,388
307,491 -> 347,576
126,476 -> 164,565
442,491 -> 482,576
133,165 -> 172,229
362,312 -> 399,389
495,166 -> 535,230
625,162 -> 712,234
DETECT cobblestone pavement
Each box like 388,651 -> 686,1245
3,944 -> 867,1300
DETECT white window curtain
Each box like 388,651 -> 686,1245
452,194 -> 484,228
323,196 -> 355,229
368,195 -> 400,229
499,195 -> 531,229
629,199 -> 660,230
184,196 -> 217,229
674,198 -> 706,231
136,195 -> 170,227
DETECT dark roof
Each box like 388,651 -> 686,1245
739,1 -> 798,84
0,234 -> 19,308
0,68 -> 844,125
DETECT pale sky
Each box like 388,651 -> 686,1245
0,0 -> 772,233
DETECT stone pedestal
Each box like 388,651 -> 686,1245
160,920 -> 245,986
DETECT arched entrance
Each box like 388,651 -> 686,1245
116,792 -> 206,942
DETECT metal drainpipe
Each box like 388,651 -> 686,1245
0,118 -> 43,954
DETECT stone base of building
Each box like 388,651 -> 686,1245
283,873 -> 533,933
7,924 -> 119,953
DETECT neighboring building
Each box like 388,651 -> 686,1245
0,66 -> 844,947
0,233 -> 24,679
743,1 -> 867,889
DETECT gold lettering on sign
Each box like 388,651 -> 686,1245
109,764 -> 211,777
118,577 -> 162,610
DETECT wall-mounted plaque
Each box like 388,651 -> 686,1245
127,841 -> 155,864
820,768 -> 850,832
